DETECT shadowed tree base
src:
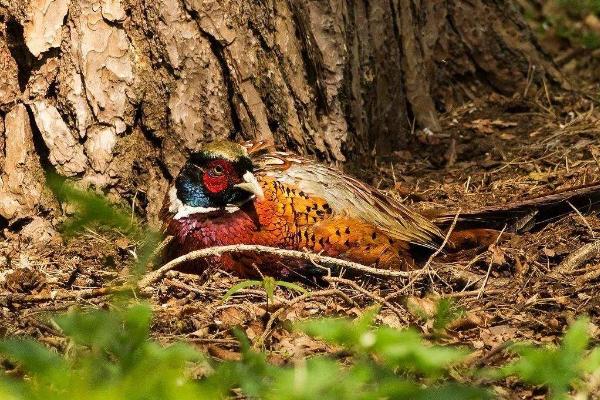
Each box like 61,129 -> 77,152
0,0 -> 561,232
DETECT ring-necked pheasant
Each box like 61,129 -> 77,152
161,140 -> 600,277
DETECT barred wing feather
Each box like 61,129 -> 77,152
256,152 -> 444,249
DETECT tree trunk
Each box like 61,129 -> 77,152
0,0 -> 562,233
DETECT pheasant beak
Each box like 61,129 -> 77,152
234,171 -> 264,200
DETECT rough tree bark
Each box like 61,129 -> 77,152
0,0 -> 562,238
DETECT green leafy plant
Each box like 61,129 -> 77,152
498,317 -> 600,399
3,298 -> 600,399
0,304 -> 213,400
0,303 -> 486,400
223,276 -> 307,312
299,307 -> 469,378
207,308 -> 489,400
5,174 -> 597,399
539,0 -> 600,50
46,173 -> 162,278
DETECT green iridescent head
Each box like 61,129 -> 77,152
197,140 -> 249,163
173,140 -> 263,211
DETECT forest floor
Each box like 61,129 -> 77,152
2,4 -> 600,399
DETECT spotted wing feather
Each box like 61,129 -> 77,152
255,152 -> 444,249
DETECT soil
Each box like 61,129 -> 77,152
2,20 -> 600,400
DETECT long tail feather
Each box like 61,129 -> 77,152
433,182 -> 600,232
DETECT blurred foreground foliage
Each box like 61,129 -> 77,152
0,303 -> 598,399
533,0 -> 600,49
46,173 -> 162,278
1,177 -> 598,399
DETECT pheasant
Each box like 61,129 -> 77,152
161,140 -> 600,277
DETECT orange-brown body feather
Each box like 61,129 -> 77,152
162,147 -> 435,276
163,140 -> 600,277
164,175 -> 416,276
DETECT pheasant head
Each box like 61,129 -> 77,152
169,141 -> 264,219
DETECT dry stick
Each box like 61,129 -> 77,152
554,240 -> 600,275
555,47 -> 584,66
542,75 -> 554,114
477,226 -> 507,299
447,267 -> 486,287
574,264 -> 600,287
238,289 -> 291,306
384,210 -> 462,301
186,338 -> 240,346
423,209 -> 461,270
163,278 -> 207,296
153,235 -> 174,258
0,287 -> 125,305
324,276 -> 407,322
469,340 -> 513,368
443,288 -> 504,298
567,201 -> 595,238
138,244 -> 419,291
478,261 -> 495,300
255,288 -> 358,348
141,235 -> 174,271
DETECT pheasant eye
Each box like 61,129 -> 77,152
212,164 -> 224,176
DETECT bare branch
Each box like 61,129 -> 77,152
255,288 -> 358,348
324,276 -> 407,322
138,244 -> 420,291
554,240 -> 600,276
0,287 -> 126,305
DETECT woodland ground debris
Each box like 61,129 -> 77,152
2,87 -> 600,397
2,3 -> 600,397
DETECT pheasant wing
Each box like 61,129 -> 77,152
255,152 -> 444,249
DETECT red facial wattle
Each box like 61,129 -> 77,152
202,159 -> 236,194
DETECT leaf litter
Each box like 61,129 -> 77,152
1,88 -> 600,398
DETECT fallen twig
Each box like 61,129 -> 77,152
0,287 -> 126,305
423,209 -> 461,270
469,340 -> 513,368
324,276 -> 407,323
147,235 -> 174,267
574,264 -> 600,287
478,227 -> 506,299
443,288 -> 503,298
162,278 -> 207,296
382,211 -> 462,300
255,288 -> 358,348
138,244 -> 419,291
567,201 -> 595,238
554,240 -> 600,276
